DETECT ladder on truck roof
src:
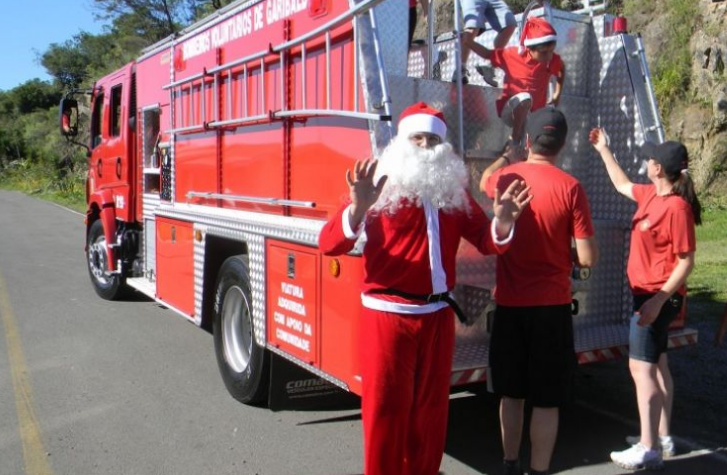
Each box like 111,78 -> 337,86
163,0 -> 393,136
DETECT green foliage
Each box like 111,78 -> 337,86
42,32 -> 123,89
689,202 -> 727,317
2,0 -> 233,213
187,0 -> 237,21
648,0 -> 696,118
8,79 -> 63,114
92,0 -> 192,39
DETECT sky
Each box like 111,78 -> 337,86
0,0 -> 104,92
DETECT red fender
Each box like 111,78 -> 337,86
88,189 -> 118,272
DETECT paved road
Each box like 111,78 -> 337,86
1,190 -> 725,475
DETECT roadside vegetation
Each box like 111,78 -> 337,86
1,0 -> 725,316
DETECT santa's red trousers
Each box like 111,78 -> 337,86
360,306 -> 455,475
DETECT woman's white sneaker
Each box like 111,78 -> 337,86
610,443 -> 664,470
625,435 -> 675,458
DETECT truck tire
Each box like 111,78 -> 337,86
213,256 -> 269,405
86,219 -> 128,300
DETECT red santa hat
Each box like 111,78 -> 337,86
520,17 -> 558,49
397,102 -> 447,141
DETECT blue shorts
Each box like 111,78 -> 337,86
629,293 -> 683,363
461,0 -> 516,33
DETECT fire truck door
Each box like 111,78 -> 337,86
89,71 -> 134,222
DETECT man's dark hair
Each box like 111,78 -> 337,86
530,134 -> 566,156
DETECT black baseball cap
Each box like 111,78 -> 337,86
526,107 -> 568,148
639,141 -> 689,177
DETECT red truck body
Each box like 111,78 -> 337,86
63,0 -> 697,406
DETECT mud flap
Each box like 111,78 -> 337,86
267,353 -> 360,412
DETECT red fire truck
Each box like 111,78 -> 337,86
60,0 -> 697,406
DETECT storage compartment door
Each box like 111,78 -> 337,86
267,242 -> 319,367
156,218 -> 195,317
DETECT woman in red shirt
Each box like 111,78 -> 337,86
590,129 -> 701,471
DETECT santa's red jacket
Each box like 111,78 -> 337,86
318,195 -> 511,315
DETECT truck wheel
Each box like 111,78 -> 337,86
213,256 -> 269,405
86,219 -> 128,300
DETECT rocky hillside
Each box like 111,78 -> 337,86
416,0 -> 727,197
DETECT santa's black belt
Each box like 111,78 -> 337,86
367,288 -> 468,324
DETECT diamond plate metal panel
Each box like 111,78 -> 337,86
588,35 -> 644,222
406,8 -> 591,97
142,193 -> 161,218
572,220 -> 631,351
387,75 -> 510,158
370,0 -> 410,78
193,226 -> 206,326
155,204 -> 327,347
144,217 -> 156,281
268,346 -> 350,391
190,222 -> 267,346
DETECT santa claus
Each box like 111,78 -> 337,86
318,102 -> 531,475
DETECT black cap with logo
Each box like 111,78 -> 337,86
525,107 -> 568,149
639,141 -> 689,177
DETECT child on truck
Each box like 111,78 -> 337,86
456,0 -> 517,85
469,17 -> 565,155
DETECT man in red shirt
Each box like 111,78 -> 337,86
480,108 -> 597,475
319,102 -> 531,475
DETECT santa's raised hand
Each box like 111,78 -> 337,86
346,158 -> 388,229
492,179 -> 532,238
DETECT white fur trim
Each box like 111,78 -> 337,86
491,217 -> 515,245
342,204 -> 363,239
500,92 -> 533,126
361,294 -> 448,314
398,113 -> 447,141
524,34 -> 557,47
424,202 -> 448,294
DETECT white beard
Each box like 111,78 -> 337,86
371,136 -> 471,215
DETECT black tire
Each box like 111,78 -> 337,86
213,256 -> 269,405
86,219 -> 129,300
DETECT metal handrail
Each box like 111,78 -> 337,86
453,0 -> 464,158
633,35 -> 664,142
186,191 -> 315,208
572,0 -> 608,16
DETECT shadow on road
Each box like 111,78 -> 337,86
443,377 -> 727,475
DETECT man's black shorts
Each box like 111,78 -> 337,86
488,304 -> 576,407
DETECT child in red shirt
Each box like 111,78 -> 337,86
471,17 -> 565,152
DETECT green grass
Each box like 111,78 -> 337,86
0,164 -> 86,214
688,201 -> 727,323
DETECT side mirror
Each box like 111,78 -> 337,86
59,98 -> 79,137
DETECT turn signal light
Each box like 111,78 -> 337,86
329,258 -> 341,277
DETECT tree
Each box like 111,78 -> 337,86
8,79 -> 63,114
92,0 -> 190,40
185,0 -> 237,21
42,31 -> 135,90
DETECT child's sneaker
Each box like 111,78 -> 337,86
452,66 -> 469,84
625,435 -> 675,458
610,443 -> 664,471
475,64 -> 498,87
